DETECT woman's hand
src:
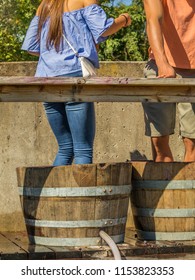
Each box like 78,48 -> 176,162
119,13 -> 132,27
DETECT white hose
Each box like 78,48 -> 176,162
99,230 -> 122,260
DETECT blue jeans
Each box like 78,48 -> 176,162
44,71 -> 95,166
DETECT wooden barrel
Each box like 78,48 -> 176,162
131,162 -> 195,241
16,163 -> 132,246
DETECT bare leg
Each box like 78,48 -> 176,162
183,137 -> 195,162
151,135 -> 173,162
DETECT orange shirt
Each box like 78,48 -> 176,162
149,0 -> 195,69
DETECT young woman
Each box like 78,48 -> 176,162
22,0 -> 131,166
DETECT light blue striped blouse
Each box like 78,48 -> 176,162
21,4 -> 114,77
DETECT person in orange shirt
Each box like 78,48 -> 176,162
142,0 -> 195,162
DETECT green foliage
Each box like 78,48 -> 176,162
0,0 -> 148,62
99,0 -> 148,61
0,0 -> 39,62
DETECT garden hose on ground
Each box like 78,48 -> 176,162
99,230 -> 122,260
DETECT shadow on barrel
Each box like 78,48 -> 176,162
130,161 -> 195,242
16,163 -> 132,249
16,166 -> 54,247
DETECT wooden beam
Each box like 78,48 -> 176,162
1,76 -> 195,102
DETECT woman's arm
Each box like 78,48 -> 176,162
84,0 -> 131,36
21,15 -> 40,55
28,51 -> 40,56
101,13 -> 131,37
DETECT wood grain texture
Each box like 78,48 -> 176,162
16,163 -> 132,246
1,76 -> 195,102
0,233 -> 27,259
130,162 -> 195,241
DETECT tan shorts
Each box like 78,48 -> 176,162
142,59 -> 195,138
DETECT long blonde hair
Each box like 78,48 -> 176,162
37,0 -> 65,51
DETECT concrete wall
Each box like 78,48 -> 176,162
0,62 -> 184,231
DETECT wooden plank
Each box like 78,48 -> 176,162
125,253 -> 195,260
1,76 -> 195,102
125,227 -> 195,254
80,245 -> 111,259
0,233 -> 27,260
3,232 -> 56,260
46,246 -> 82,259
1,76 -> 195,86
0,231 -> 195,259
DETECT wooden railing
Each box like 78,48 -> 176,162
0,76 -> 195,102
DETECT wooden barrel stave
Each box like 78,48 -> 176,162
17,163 -> 132,246
131,162 -> 195,241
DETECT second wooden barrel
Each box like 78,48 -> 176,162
16,163 -> 132,246
131,162 -> 195,241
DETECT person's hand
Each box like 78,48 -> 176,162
119,13 -> 132,27
157,63 -> 176,78
95,44 -> 99,52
